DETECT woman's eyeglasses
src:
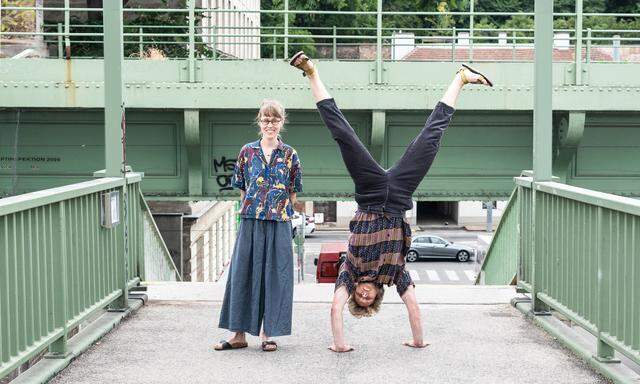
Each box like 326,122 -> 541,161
260,118 -> 282,125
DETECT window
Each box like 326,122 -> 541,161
430,237 -> 447,245
414,237 -> 428,244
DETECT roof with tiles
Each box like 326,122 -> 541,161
401,45 -> 640,62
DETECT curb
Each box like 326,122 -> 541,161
11,298 -> 145,384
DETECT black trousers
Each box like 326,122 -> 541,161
316,98 -> 455,215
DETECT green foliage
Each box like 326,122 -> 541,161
1,0 -> 36,35
44,0 -> 214,59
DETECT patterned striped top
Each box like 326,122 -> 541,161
335,211 -> 414,296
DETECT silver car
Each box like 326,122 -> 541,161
406,235 -> 475,262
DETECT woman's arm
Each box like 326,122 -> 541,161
401,285 -> 428,348
330,286 -> 353,352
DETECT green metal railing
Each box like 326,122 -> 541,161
1,3 -> 639,64
0,173 -> 143,380
513,177 -> 640,365
476,187 -> 519,285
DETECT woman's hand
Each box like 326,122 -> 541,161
403,340 -> 429,348
328,344 -> 354,353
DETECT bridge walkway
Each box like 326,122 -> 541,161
40,282 -> 618,384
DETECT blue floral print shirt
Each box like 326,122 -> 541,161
232,139 -> 303,222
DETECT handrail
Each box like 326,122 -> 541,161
3,4 -> 640,66
515,179 -> 640,367
0,173 -> 141,216
0,175 -> 145,380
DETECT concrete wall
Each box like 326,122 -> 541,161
314,199 -> 503,229
457,200 -> 507,228
149,200 -> 237,282
315,200 -> 417,228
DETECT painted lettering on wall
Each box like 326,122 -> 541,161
0,156 -> 61,162
213,156 -> 237,192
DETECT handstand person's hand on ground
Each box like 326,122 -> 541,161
328,286 -> 354,353
400,286 -> 429,349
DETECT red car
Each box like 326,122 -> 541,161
314,242 -> 347,283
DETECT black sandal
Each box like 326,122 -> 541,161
459,63 -> 493,87
261,340 -> 278,352
214,340 -> 248,351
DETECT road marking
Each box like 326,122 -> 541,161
464,270 -> 476,281
445,270 -> 460,281
426,270 -> 440,281
408,269 -> 420,281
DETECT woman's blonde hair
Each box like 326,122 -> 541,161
348,284 -> 384,318
255,99 -> 287,135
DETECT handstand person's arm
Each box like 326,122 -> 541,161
401,286 -> 428,348
330,286 -> 353,352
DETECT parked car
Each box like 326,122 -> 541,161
291,212 -> 316,238
406,235 -> 475,262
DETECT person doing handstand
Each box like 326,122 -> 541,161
290,51 -> 492,353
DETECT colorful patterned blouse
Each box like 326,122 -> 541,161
232,139 -> 303,222
335,211 -> 414,296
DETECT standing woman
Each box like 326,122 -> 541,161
215,99 -> 303,352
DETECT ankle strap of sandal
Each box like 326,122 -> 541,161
458,68 -> 469,84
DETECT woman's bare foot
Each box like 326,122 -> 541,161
213,332 -> 247,350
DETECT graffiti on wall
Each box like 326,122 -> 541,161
213,156 -> 236,192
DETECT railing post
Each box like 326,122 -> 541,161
451,26 -> 456,62
138,27 -> 144,58
111,185 -> 129,310
594,206 -> 620,363
64,0 -> 70,58
586,28 -> 592,64
103,0 -> 124,178
516,186 -> 524,285
469,0 -> 474,62
512,31 -> 517,61
375,0 -> 383,83
531,187 -> 550,314
332,25 -> 337,60
533,0 -> 553,181
57,23 -> 64,58
283,0 -> 289,58
574,0 -> 583,85
188,0 -> 196,82
295,213 -> 305,283
47,201 -> 70,358
530,0 -> 554,316
612,34 -> 621,62
272,29 -> 277,59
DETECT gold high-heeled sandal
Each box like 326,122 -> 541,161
289,51 -> 316,77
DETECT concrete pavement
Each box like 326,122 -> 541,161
48,283 -> 611,384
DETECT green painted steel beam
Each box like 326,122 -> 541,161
370,110 -> 385,163
575,0 -> 584,86
2,60 -> 640,110
103,1 -> 125,177
553,112 -> 585,181
533,0 -> 553,182
184,109 -> 202,196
